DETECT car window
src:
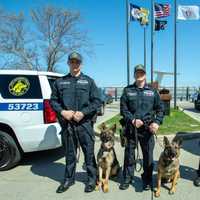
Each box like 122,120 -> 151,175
0,75 -> 42,99
47,76 -> 59,90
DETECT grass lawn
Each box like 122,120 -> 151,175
99,109 -> 200,135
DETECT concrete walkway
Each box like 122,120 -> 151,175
178,100 -> 200,122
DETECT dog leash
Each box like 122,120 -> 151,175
133,121 -> 143,172
67,122 -> 81,163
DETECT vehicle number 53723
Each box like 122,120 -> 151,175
7,103 -> 40,111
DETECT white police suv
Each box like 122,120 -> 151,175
0,70 -> 63,170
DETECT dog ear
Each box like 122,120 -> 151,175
99,123 -> 107,131
163,136 -> 170,146
110,124 -> 117,133
172,137 -> 183,147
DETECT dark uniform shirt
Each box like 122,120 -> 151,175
50,72 -> 101,123
120,83 -> 164,126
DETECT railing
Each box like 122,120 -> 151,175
102,86 -> 198,101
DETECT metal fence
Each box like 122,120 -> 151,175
103,86 -> 198,101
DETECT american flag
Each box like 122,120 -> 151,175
154,3 -> 170,18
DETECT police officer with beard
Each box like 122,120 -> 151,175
50,52 -> 101,193
119,64 -> 164,191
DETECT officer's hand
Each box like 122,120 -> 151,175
132,119 -> 144,128
149,122 -> 159,134
61,110 -> 75,121
73,111 -> 84,122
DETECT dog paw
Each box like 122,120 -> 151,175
154,190 -> 160,198
102,181 -> 109,193
103,186 -> 109,193
95,185 -> 100,191
169,188 -> 176,195
95,182 -> 102,191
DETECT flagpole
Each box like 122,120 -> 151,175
144,25 -> 147,69
174,0 -> 177,109
151,0 -> 154,84
126,0 -> 130,85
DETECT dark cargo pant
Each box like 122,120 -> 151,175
61,121 -> 97,185
122,129 -> 155,183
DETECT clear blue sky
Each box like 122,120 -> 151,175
0,0 -> 200,88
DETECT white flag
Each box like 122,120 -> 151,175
177,5 -> 200,20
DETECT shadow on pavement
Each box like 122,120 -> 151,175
179,164 -> 197,181
20,147 -> 64,166
20,147 -> 88,185
133,176 -> 143,193
175,132 -> 200,156
20,147 -> 65,182
182,139 -> 200,156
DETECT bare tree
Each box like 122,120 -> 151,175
0,6 -> 91,72
31,6 -> 90,72
0,10 -> 39,70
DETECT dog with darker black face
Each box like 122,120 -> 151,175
155,136 -> 182,197
96,123 -> 120,192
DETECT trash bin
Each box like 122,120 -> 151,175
159,89 -> 172,116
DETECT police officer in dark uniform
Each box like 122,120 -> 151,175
50,52 -> 101,193
119,64 -> 164,191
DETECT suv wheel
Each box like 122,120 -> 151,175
0,131 -> 21,171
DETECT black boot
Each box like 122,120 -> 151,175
56,180 -> 75,193
194,176 -> 200,187
84,183 -> 96,193
142,174 -> 153,191
142,180 -> 153,191
119,179 -> 132,190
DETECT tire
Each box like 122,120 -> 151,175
0,131 -> 21,171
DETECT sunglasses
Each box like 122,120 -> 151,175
69,60 -> 81,64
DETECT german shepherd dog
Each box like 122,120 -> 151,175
96,123 -> 120,192
155,136 -> 182,197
